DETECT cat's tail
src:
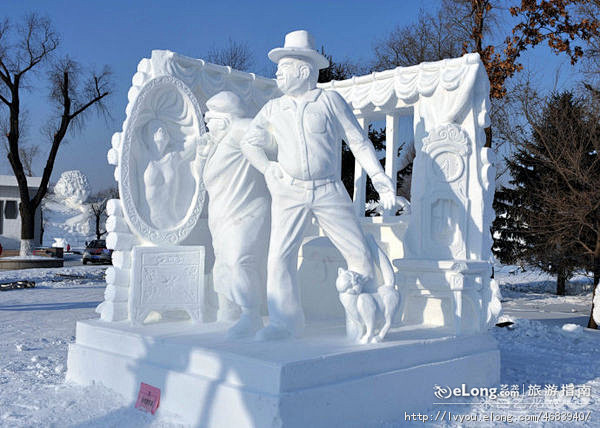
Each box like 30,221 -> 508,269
366,234 -> 395,288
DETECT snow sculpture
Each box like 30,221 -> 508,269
102,74 -> 209,323
336,235 -> 400,343
394,83 -> 499,334
320,52 -> 502,334
54,170 -> 91,206
42,170 -> 95,249
69,30 -> 503,427
97,31 -> 500,336
241,30 -> 399,341
99,49 -> 280,322
199,91 -> 272,339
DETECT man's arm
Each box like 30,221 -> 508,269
240,103 -> 274,175
327,91 -> 396,209
191,133 -> 212,182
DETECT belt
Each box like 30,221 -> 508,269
280,170 -> 336,190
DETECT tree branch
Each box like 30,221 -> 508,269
69,90 -> 109,120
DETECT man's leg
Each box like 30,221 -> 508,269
217,213 -> 269,338
312,181 -> 375,285
257,188 -> 310,340
226,254 -> 265,339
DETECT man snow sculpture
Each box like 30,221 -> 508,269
200,91 -> 272,338
241,30 -> 399,340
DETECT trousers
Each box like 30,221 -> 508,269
266,171 -> 374,335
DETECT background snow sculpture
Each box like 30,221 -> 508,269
42,170 -> 95,249
54,170 -> 92,206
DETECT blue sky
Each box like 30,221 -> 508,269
1,0 -> 580,192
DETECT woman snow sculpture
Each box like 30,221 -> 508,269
143,119 -> 199,229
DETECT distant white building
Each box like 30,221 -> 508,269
0,175 -> 43,250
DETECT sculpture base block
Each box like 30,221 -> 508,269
67,320 -> 499,427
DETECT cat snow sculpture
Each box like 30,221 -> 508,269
336,235 -> 400,343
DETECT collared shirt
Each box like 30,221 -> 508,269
242,88 -> 384,181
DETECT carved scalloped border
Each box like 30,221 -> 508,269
119,75 -> 206,245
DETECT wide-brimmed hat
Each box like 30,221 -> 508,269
268,30 -> 329,70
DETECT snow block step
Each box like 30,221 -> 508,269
67,320 -> 500,427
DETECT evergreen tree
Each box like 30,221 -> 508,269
493,92 -> 599,296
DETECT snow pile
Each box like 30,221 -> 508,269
1,264 -> 599,427
42,170 -> 96,250
0,266 -> 171,427
562,323 -> 584,335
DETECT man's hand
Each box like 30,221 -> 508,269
197,133 -> 213,158
371,172 -> 396,210
264,161 -> 284,192
396,196 -> 411,214
265,161 -> 283,179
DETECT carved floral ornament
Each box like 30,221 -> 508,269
119,75 -> 206,245
422,123 -> 470,152
422,124 -> 471,184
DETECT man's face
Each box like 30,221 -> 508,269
276,57 -> 309,95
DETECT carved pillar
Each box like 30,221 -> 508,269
383,114 -> 399,217
353,117 -> 368,218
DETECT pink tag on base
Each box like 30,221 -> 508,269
135,382 -> 160,415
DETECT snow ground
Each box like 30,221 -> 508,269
0,265 -> 598,427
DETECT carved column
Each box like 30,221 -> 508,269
353,117 -> 368,218
383,114 -> 399,217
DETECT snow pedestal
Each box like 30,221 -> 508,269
394,260 -> 498,334
67,320 -> 499,427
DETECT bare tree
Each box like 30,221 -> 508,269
1,112 -> 38,176
579,0 -> 600,86
206,38 -> 254,72
89,187 -> 119,240
372,9 -> 464,71
17,144 -> 39,176
0,14 -> 112,254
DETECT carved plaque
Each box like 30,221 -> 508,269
129,245 -> 205,325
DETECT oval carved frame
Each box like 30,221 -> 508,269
119,75 -> 206,245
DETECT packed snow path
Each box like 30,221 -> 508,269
0,265 -> 598,427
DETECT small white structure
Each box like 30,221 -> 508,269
0,175 -> 42,251
68,31 -> 501,427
